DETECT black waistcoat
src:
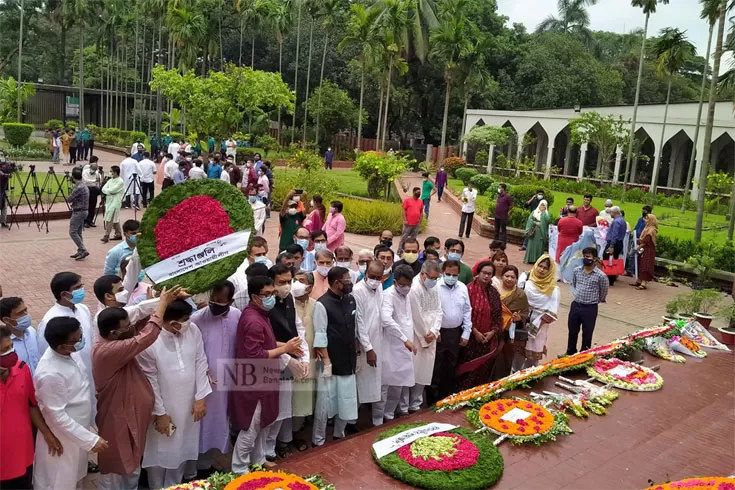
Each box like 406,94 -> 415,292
317,290 -> 357,376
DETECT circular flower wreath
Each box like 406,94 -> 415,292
586,358 -> 663,391
545,352 -> 595,371
138,179 -> 254,294
644,476 -> 735,490
467,398 -> 571,445
223,471 -> 318,490
162,481 -> 211,490
372,423 -> 503,490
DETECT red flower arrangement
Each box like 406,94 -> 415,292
587,358 -> 663,391
478,399 -> 554,437
223,472 -> 318,490
154,195 -> 234,259
396,432 -> 480,471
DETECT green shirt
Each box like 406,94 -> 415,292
279,212 -> 305,252
459,261 -> 473,285
421,179 -> 435,199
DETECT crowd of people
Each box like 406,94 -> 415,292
48,126 -> 95,165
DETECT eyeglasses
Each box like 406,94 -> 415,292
478,271 -> 493,277
258,292 -> 276,299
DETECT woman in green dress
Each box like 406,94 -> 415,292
523,199 -> 550,264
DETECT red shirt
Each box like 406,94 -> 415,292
0,361 -> 36,480
576,205 -> 599,227
403,198 -> 424,226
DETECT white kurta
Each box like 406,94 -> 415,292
408,276 -> 442,386
250,200 -> 266,236
523,281 -> 561,355
352,281 -> 384,403
33,349 -> 99,490
138,324 -> 212,469
120,157 -> 142,197
380,287 -> 415,387
227,258 -> 251,311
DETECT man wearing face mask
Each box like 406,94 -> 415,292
567,247 -> 608,354
311,249 -> 334,299
378,230 -> 394,251
407,261 -> 442,413
353,261 -> 385,426
375,246 -> 395,290
103,219 -> 139,275
335,246 -> 359,282
312,267 -> 359,446
227,237 -> 273,312
356,249 -> 374,280
190,280 -> 241,474
394,238 -> 421,277
0,297 -> 40,374
376,265 -> 417,423
247,185 -> 267,236
230,276 -> 303,472
399,187 -> 424,251
293,227 -> 315,272
0,326 -> 62,490
444,238 -> 473,285
34,316 -> 108,490
137,299 -> 212,489
93,287 -> 179,490
279,195 -> 307,252
289,272 -> 316,451
266,264 -> 309,461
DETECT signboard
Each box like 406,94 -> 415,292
65,96 -> 80,117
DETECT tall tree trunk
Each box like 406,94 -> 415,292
356,61 -> 365,152
439,74 -> 451,163
651,79 -> 671,194
156,25 -> 163,138
251,32 -> 255,69
291,0 -> 302,143
381,62 -> 393,152
116,44 -> 121,128
682,21 -> 713,212
695,0 -> 727,241
621,12 -> 649,200
133,20 -> 139,131
59,22 -> 66,84
106,39 -> 112,127
124,34 -> 128,131
375,81 -> 384,151
314,31 -> 329,146
302,23 -> 314,145
239,16 -> 244,66
459,91 -> 469,156
79,26 -> 85,127
219,0 -> 224,70
277,40 -> 283,142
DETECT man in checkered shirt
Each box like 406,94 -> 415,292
567,246 -> 609,354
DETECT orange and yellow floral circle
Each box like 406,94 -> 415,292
224,471 -> 318,490
479,399 -> 554,436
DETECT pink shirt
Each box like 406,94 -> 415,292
323,212 -> 346,251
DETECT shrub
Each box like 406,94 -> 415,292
507,184 -> 555,209
342,197 -> 426,235
2,123 -> 34,147
354,151 -> 412,199
470,174 -> 495,195
656,236 -> 735,273
235,147 -> 256,164
474,149 -> 488,166
272,163 -> 336,207
255,135 -> 279,156
455,167 -> 479,185
130,131 -> 147,144
488,201 -> 531,229
170,131 -> 183,142
442,156 -> 466,177
66,121 -> 78,130
45,119 -> 64,130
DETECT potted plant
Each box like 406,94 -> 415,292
691,289 -> 722,330
669,293 -> 695,320
685,252 -> 716,289
716,303 -> 735,346
664,297 -> 679,324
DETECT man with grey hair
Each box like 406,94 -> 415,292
407,260 -> 442,413
604,206 -> 627,286
312,248 -> 335,299
598,199 -> 614,225
356,249 -> 374,280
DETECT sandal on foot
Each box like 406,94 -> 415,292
291,438 -> 309,452
636,285 -> 647,290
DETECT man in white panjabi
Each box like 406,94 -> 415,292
138,299 -> 212,489
353,261 -> 386,426
407,260 -> 442,413
376,264 -> 417,423
33,316 -> 108,490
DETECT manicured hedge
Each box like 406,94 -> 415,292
342,197 -> 427,235
3,123 -> 34,147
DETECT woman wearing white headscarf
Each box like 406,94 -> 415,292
523,199 -> 550,264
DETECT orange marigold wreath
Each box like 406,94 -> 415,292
478,399 -> 554,437
223,471 -> 318,490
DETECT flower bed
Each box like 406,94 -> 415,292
138,179 -> 254,294
586,358 -> 663,391
467,398 -> 571,445
372,423 -> 503,490
644,476 -> 735,490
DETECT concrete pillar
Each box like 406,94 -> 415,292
506,139 -> 513,159
667,141 -> 681,188
487,144 -> 495,175
535,136 -> 544,172
650,141 -> 663,192
563,136 -> 573,175
690,136 -> 707,201
544,144 -> 554,180
578,143 -> 588,179
613,145 -> 622,184
515,136 -> 524,177
426,144 -> 433,164
630,157 -> 639,184
462,139 -> 468,159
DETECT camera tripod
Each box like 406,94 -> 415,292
40,167 -> 71,233
7,164 -> 46,231
124,173 -> 144,220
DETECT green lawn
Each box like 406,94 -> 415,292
447,179 -> 729,244
5,170 -> 69,201
275,168 -> 399,201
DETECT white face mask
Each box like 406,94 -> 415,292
291,280 -> 309,298
114,290 -> 129,305
316,265 -> 331,277
172,320 -> 190,334
336,261 -> 351,269
365,278 -> 381,291
358,264 -> 368,274
276,283 -> 292,299
293,195 -> 301,202
383,267 -> 392,276
288,208 -> 298,215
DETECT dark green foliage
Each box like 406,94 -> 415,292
2,123 -> 33,147
470,174 -> 494,195
455,167 -> 478,185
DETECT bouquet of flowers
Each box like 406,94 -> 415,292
681,322 -> 730,352
586,358 -> 663,391
644,337 -> 686,363
669,336 -> 707,358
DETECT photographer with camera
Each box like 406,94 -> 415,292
0,152 -> 11,229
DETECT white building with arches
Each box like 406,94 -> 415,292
462,102 -> 735,199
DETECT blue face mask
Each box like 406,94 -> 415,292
70,288 -> 86,304
424,278 -> 438,289
128,234 -> 137,245
14,314 -> 32,331
444,275 -> 458,286
138,270 -> 146,283
248,195 -> 257,203
74,335 -> 86,352
314,242 -> 327,252
447,252 -> 462,262
255,256 -> 269,265
261,296 -> 276,311
296,238 -> 310,250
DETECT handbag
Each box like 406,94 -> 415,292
601,257 -> 625,276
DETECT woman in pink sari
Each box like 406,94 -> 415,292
304,194 -> 326,233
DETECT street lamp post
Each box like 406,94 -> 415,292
17,0 -> 25,122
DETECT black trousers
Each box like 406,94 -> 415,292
69,146 -> 77,164
1,465 -> 33,490
87,140 -> 94,159
429,327 -> 462,403
141,181 -> 155,206
494,217 -> 508,244
603,241 -> 624,285
458,212 -> 474,238
566,301 -> 599,354
85,186 -> 100,224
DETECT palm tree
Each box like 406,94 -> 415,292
290,0 -> 303,143
429,0 -> 473,163
694,0 -> 729,241
314,0 -> 346,145
649,28 -> 695,193
338,4 -> 381,151
457,30 -> 492,157
301,0 -> 320,143
535,0 -> 599,46
167,6 -> 206,71
681,0 -> 719,211
271,0 -> 292,139
620,0 -> 670,200
372,0 -> 438,63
